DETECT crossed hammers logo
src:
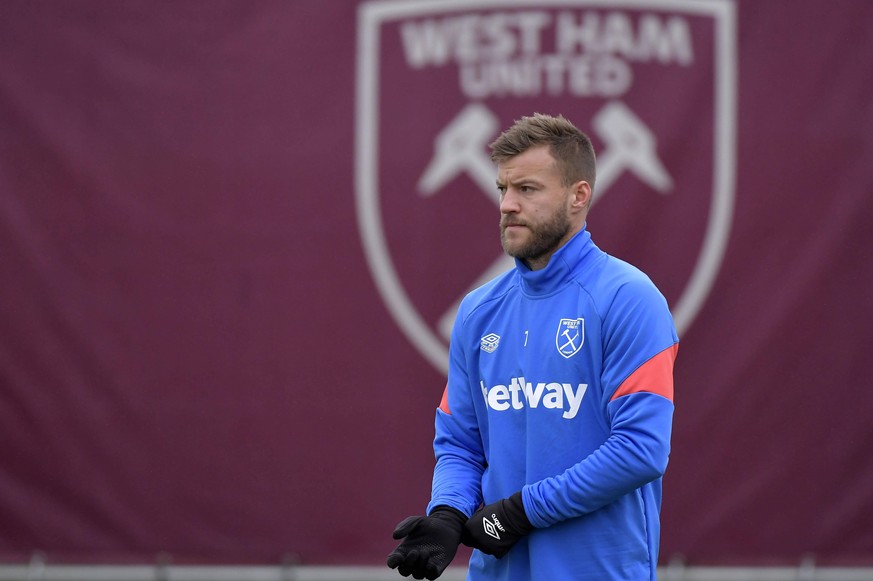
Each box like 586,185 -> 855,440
560,327 -> 580,353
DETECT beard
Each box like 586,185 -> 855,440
500,205 -> 572,263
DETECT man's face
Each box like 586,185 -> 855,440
497,145 -> 576,270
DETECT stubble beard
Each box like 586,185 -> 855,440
500,206 -> 572,263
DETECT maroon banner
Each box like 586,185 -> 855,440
1,0 -> 872,567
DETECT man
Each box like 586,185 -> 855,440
387,113 -> 678,580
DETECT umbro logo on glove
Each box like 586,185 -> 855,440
482,514 -> 506,540
462,493 -> 534,558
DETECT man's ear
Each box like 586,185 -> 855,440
571,180 -> 592,213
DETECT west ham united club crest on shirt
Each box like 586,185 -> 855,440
556,318 -> 584,358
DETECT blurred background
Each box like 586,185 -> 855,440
1,0 -> 872,579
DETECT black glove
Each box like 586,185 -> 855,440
461,492 -> 534,558
387,506 -> 466,580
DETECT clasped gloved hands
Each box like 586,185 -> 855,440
388,494 -> 534,579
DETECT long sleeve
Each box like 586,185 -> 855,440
427,304 -> 486,517
523,389 -> 673,526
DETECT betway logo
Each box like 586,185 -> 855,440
480,377 -> 587,420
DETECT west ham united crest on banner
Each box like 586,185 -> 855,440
356,0 -> 736,374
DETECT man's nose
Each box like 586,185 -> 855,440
499,190 -> 520,213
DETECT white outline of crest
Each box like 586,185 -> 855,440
356,0 -> 737,374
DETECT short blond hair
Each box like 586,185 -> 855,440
490,113 -> 596,190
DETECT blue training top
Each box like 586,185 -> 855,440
428,226 -> 678,581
